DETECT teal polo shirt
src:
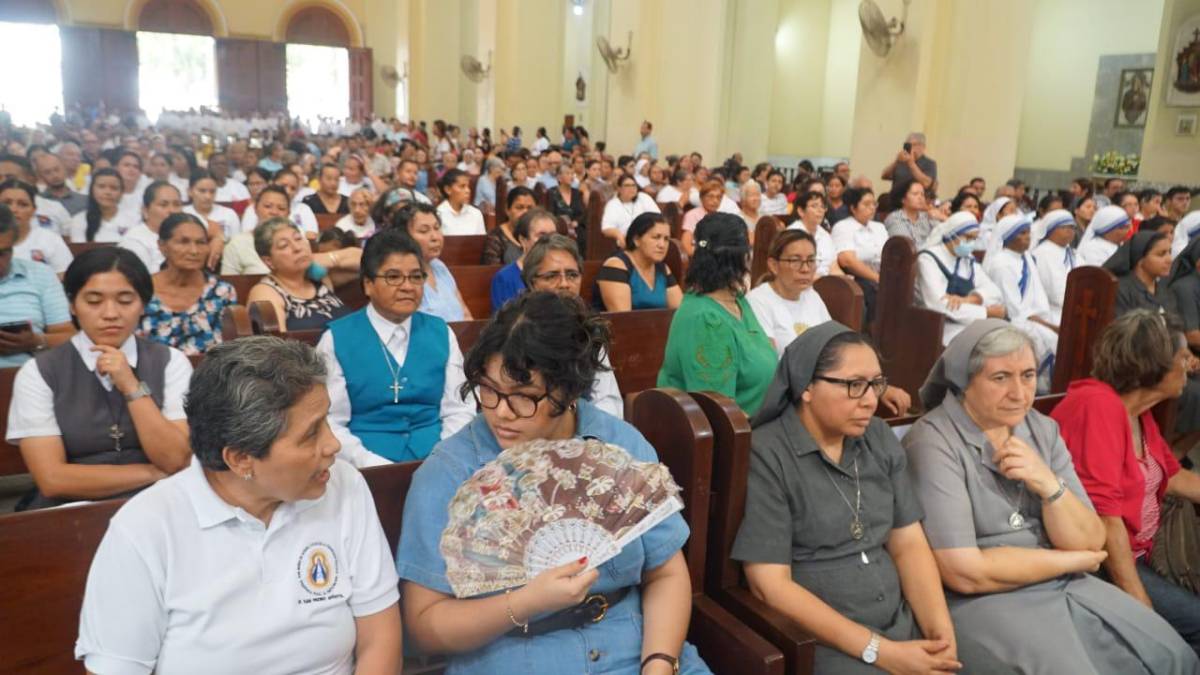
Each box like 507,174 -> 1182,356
0,258 -> 70,367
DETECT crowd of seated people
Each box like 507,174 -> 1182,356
3,108 -> 1200,673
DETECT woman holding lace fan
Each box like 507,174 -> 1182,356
396,291 -> 710,674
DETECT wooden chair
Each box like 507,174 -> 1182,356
872,236 -> 945,406
440,234 -> 487,267
219,304 -> 253,341
691,390 -> 817,675
64,240 -> 115,257
628,389 -> 785,675
749,216 -> 784,285
315,213 -> 340,232
584,191 -> 612,261
0,367 -> 25,477
1050,266 -> 1118,393
495,177 -> 509,227
812,276 -> 864,332
661,201 -> 684,240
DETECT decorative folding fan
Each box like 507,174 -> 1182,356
441,437 -> 683,598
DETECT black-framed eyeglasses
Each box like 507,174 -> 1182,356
813,375 -> 888,399
532,269 -> 582,283
473,382 -> 549,419
776,256 -> 818,269
377,271 -> 428,287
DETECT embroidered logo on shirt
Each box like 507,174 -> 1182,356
36,214 -> 52,228
297,543 -> 339,595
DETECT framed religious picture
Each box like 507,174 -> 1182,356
1167,13 -> 1200,107
1115,68 -> 1153,127
1177,113 -> 1198,136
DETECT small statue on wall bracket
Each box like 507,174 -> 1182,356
576,73 -> 586,102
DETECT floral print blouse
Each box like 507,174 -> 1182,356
139,274 -> 237,356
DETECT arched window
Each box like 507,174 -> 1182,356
137,0 -> 213,36
285,6 -> 351,48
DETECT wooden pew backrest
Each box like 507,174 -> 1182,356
65,241 -> 115,257
585,191 -> 612,261
1051,266 -> 1118,393
604,308 -> 675,398
221,274 -> 265,305
873,236 -> 944,405
750,216 -> 784,285
0,366 -> 23,476
812,275 -> 864,332
440,234 -> 487,267
316,213 -> 339,232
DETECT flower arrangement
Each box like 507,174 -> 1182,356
1092,151 -> 1140,176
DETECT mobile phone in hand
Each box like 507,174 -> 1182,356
903,142 -> 912,153
0,321 -> 32,334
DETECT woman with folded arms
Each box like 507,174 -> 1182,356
6,248 -> 192,510
76,337 -> 402,674
396,291 -> 709,674
902,320 -> 1198,674
735,323 -> 1012,673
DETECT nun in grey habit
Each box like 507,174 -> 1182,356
732,322 -> 1014,674
902,319 -> 1199,675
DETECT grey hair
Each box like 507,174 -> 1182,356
521,233 -> 582,287
907,132 -> 927,145
253,216 -> 300,258
967,326 -> 1035,380
185,336 -> 327,471
483,157 -> 504,174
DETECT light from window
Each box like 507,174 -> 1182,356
0,22 -> 63,127
136,31 -> 217,123
286,43 -> 349,131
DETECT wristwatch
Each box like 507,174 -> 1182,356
124,381 -> 153,402
861,632 -> 881,664
1044,477 -> 1068,504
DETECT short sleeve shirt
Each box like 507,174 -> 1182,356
831,218 -> 889,272
0,258 -> 71,368
889,155 -> 937,201
14,226 -> 74,273
76,459 -> 399,675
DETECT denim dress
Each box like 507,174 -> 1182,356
395,400 -> 711,674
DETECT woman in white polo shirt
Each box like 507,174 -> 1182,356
76,336 -> 402,674
1,177 -> 73,274
435,168 -> 486,236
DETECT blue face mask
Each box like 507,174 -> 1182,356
953,241 -> 975,259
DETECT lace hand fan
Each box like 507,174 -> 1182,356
441,437 -> 683,598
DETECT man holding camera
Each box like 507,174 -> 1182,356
882,131 -> 937,205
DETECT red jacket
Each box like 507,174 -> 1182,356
1052,378 -> 1179,557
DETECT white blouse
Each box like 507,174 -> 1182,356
746,282 -> 832,358
601,193 -> 661,239
14,226 -> 73,273
1077,237 -> 1118,268
786,222 -> 838,277
830,217 -> 889,273
68,209 -> 140,243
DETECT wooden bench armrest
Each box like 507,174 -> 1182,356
220,305 -> 252,341
715,586 -> 817,675
690,594 -> 785,675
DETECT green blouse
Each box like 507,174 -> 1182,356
657,293 -> 778,415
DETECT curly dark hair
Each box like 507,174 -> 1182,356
460,291 -> 611,416
685,212 -> 751,294
1091,309 -> 1186,394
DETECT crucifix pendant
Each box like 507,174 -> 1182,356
850,519 -> 865,540
109,424 -> 124,452
389,380 -> 403,404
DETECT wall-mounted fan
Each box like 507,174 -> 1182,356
381,63 -> 406,88
596,32 -> 632,74
858,0 -> 910,58
460,51 -> 492,83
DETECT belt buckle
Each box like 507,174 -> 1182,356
584,594 -> 609,623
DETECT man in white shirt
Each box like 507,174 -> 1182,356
317,232 -> 474,467
634,120 -> 659,160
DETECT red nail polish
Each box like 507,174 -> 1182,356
578,556 -> 588,564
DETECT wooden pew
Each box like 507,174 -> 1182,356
813,275 -> 864,332
439,235 -> 487,267
1050,266 -> 1118,393
65,241 -> 115,257
604,308 -> 675,399
0,367 -> 23,477
452,260 -> 604,318
691,390 -> 816,675
219,304 -> 253,342
628,389 -> 785,675
750,216 -> 784,285
666,238 -> 688,290
661,201 -> 684,241
872,236 -> 945,406
495,177 -> 509,227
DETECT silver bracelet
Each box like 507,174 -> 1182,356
1044,477 -> 1068,504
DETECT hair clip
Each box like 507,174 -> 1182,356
697,240 -> 709,248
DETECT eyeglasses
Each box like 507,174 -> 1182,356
377,271 -> 428,287
473,382 -> 549,419
532,270 -> 582,283
777,256 -> 818,269
814,375 -> 888,399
